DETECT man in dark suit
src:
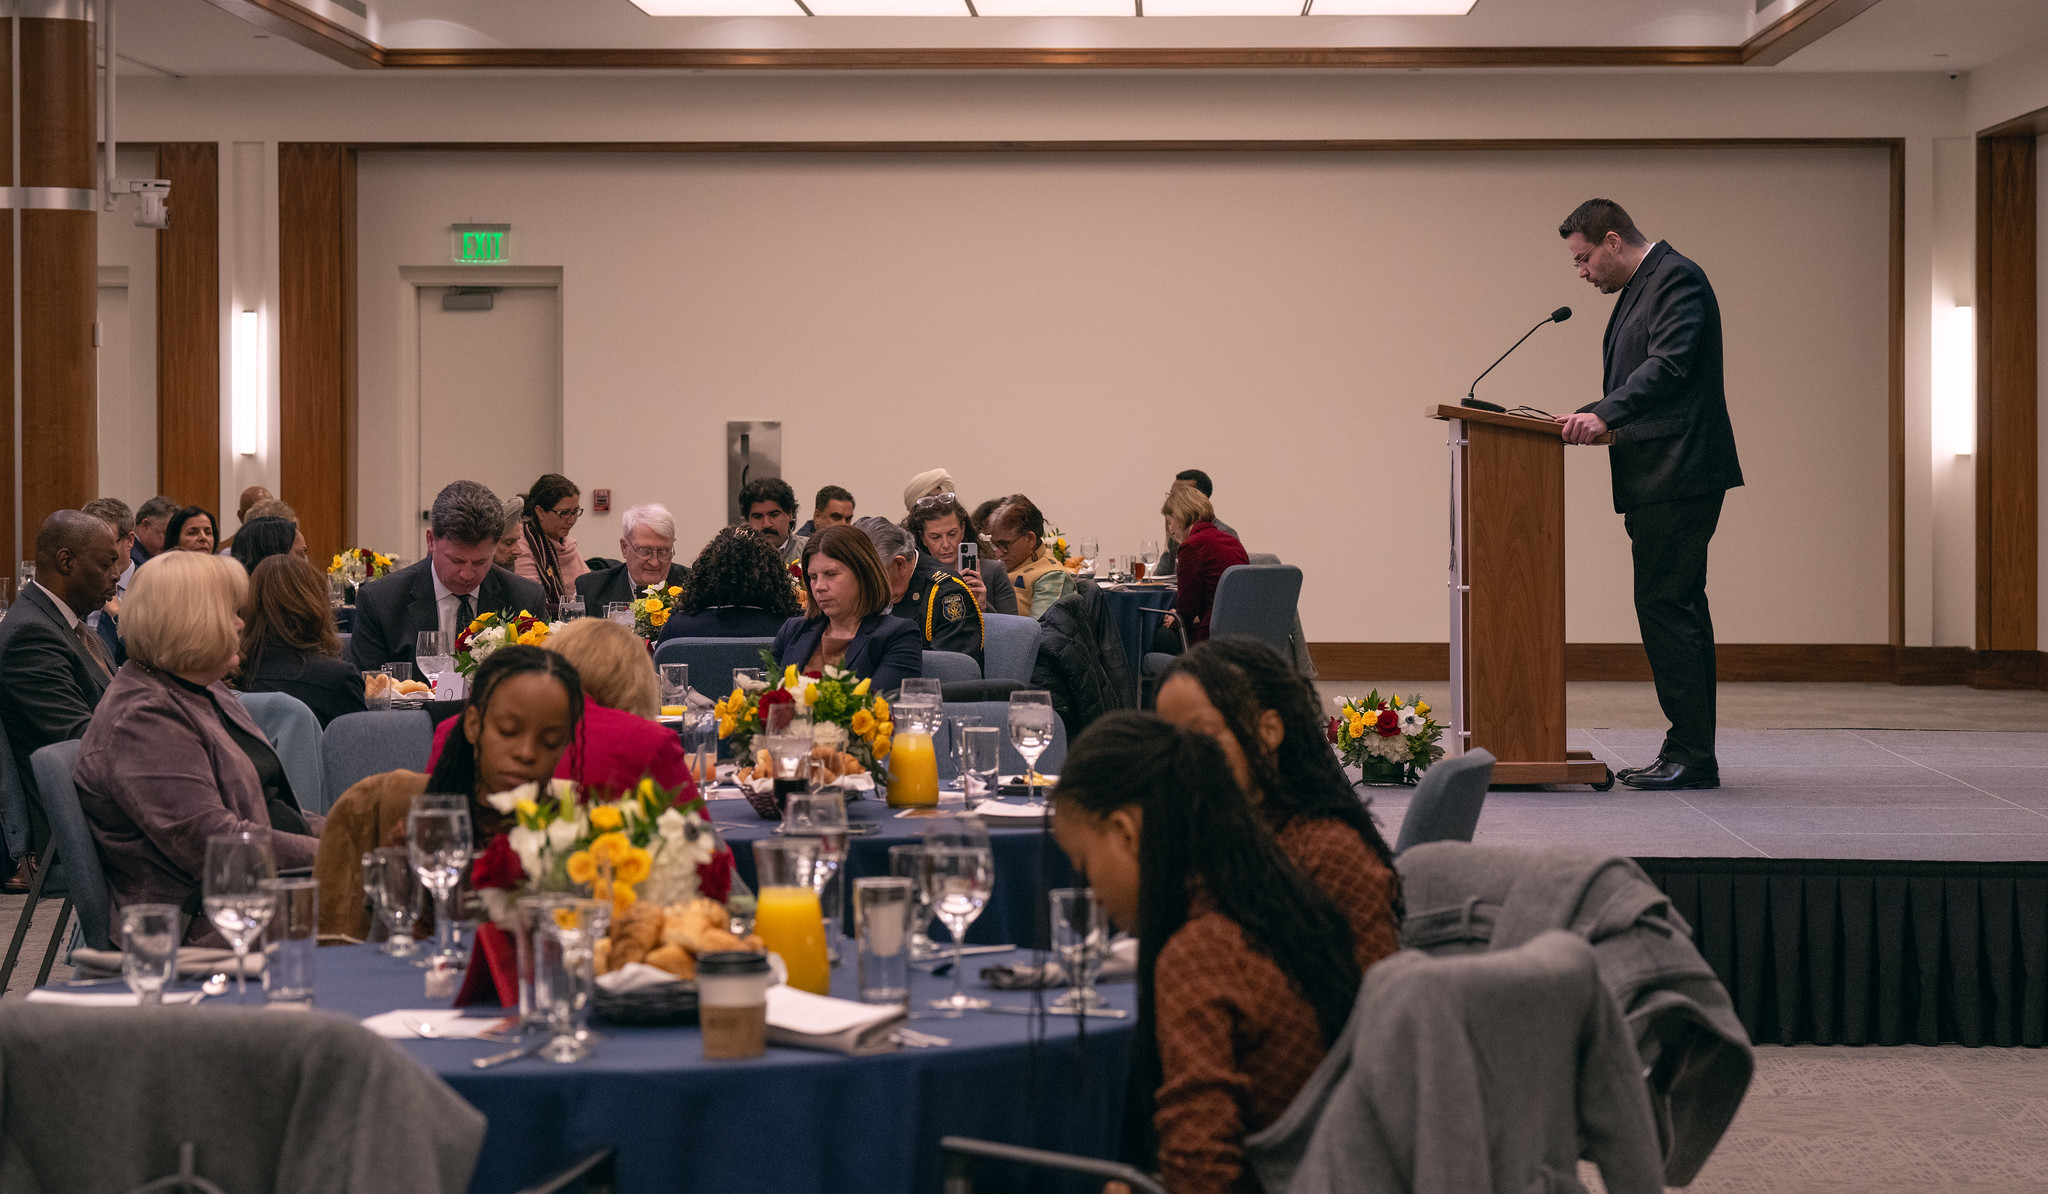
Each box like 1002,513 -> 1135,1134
576,503 -> 689,614
348,479 -> 547,671
1557,199 -> 1743,791
0,511 -> 126,889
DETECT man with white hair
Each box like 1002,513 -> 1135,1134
576,503 -> 689,612
856,516 -> 982,665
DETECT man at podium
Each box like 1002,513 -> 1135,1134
1554,199 -> 1744,791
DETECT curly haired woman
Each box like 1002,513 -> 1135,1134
655,525 -> 804,643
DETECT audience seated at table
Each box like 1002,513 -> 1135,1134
773,524 -> 923,693
985,494 -> 1078,618
656,526 -> 802,642
0,510 -> 126,892
856,517 -> 983,665
1156,469 -> 1237,578
428,617 -> 693,792
236,555 -> 367,728
738,476 -> 806,567
1155,637 -> 1401,970
1160,482 -> 1248,647
795,484 -> 857,538
1053,712 -> 1361,1194
348,480 -> 547,670
576,503 -> 689,614
509,472 -> 590,608
903,492 -> 1016,615
316,645 -> 584,938
226,515 -> 307,574
76,551 -> 323,946
163,505 -> 217,554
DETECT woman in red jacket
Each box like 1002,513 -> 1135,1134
1163,482 -> 1248,646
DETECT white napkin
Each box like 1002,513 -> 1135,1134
24,988 -> 207,1007
595,962 -> 686,994
765,985 -> 904,1056
359,1009 -> 511,1039
970,801 -> 1054,820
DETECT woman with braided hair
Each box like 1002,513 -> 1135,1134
1156,636 -> 1402,971
510,472 -> 590,606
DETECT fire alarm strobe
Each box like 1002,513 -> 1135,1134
592,489 -> 611,514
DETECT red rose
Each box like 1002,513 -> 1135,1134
470,833 -> 527,891
1375,709 -> 1401,737
1327,716 -> 1342,744
757,687 -> 793,710
696,847 -> 735,904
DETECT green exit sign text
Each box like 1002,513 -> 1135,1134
452,224 -> 511,264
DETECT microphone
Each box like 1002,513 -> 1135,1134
1463,306 -> 1573,411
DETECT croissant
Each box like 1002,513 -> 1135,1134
662,898 -> 730,951
593,937 -> 614,975
695,927 -> 764,954
614,902 -> 663,951
645,943 -> 697,979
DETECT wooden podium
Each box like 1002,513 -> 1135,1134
1428,404 -> 1612,789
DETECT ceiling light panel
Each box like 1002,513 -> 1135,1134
973,0 -> 1136,15
629,0 -> 811,12
1139,0 -> 1301,13
1304,0 -> 1474,12
800,0 -> 973,12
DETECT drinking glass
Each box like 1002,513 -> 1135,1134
362,846 -> 423,957
923,845 -> 995,1015
783,790 -> 849,960
382,661 -> 414,686
1077,538 -> 1099,576
1140,539 -> 1162,576
327,574 -> 347,609
16,561 -> 35,589
853,876 -> 914,1004
658,663 -> 690,709
202,830 -> 277,995
733,667 -> 769,693
1049,887 -> 1109,1012
684,708 -> 718,786
260,877 -> 319,1006
888,844 -> 941,962
557,595 -> 585,620
408,793 -> 474,968
887,696 -> 942,809
1007,690 -> 1057,807
120,904 -> 180,1006
531,897 -> 611,1063
899,678 -> 943,703
752,838 -> 830,995
606,601 -> 633,627
362,671 -> 392,711
960,726 -> 1001,809
945,714 -> 983,797
414,631 -> 454,687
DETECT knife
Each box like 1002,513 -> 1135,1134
472,1040 -> 548,1069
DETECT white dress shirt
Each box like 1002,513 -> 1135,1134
430,567 -> 471,645
33,580 -> 83,630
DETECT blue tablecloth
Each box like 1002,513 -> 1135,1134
304,943 -> 1134,1194
1099,586 -> 1176,706
710,793 -> 1078,949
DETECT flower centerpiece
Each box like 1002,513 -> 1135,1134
454,610 -> 555,678
1330,691 -> 1445,786
631,583 -> 681,643
715,663 -> 893,782
327,547 -> 394,600
470,776 -> 733,923
1045,525 -> 1083,573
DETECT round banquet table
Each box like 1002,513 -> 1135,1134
707,791 -> 1079,950
306,943 -> 1135,1194
1098,585 -> 1176,707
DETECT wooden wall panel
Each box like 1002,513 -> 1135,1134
1975,137 -> 2040,652
278,143 -> 355,562
0,21 -> 13,574
156,143 -> 220,509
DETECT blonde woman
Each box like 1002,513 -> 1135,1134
1162,481 -> 1248,646
75,551 -> 322,944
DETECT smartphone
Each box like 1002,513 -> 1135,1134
959,541 -> 979,571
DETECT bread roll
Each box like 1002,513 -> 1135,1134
645,943 -> 696,979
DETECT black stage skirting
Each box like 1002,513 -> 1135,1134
1639,858 -> 2048,1048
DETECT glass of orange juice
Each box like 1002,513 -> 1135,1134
751,839 -> 830,995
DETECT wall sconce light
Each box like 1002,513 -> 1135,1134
1933,304 -> 1974,457
233,308 -> 262,457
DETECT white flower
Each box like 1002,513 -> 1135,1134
1399,710 -> 1426,735
508,825 -> 546,881
545,817 -> 582,853
543,778 -> 579,803
483,789 -> 521,814
655,807 -> 690,841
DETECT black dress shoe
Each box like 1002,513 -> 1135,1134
2,856 -> 34,895
1614,758 -> 1663,782
1620,759 -> 1719,790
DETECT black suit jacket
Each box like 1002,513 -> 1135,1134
772,611 -> 925,696
346,558 -> 548,670
1583,242 -> 1744,513
241,648 -> 368,728
575,562 -> 689,615
0,585 -> 113,820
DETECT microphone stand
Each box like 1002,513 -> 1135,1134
1464,313 -> 1560,411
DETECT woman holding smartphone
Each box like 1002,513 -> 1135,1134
903,493 -> 1017,615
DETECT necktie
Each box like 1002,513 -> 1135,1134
456,592 -> 475,638
74,622 -> 115,686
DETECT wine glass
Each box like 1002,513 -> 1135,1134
202,830 -> 277,995
408,793 -> 474,968
922,841 -> 995,1015
1049,887 -> 1109,1012
532,897 -> 612,1063
783,790 -> 850,960
120,904 -> 181,1006
362,846 -> 423,957
1077,538 -> 1099,578
1140,539 -> 1162,577
888,844 -> 942,962
414,631 -> 454,689
1007,690 -> 1057,808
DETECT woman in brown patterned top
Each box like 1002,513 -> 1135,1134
1156,638 -> 1402,971
1054,712 -> 1361,1194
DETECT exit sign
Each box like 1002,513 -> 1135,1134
452,224 -> 511,264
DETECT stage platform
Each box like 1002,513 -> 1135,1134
1368,729 -> 2048,1049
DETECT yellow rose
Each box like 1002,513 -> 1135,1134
615,847 -> 653,886
851,677 -> 871,696
588,805 -> 624,832
783,664 -> 800,689
875,721 -> 894,743
1348,715 -> 1368,739
650,608 -> 670,627
873,697 -> 890,721
611,884 -> 637,914
565,851 -> 597,885
667,586 -> 683,596
872,735 -> 893,760
850,709 -> 875,736
590,832 -> 632,866
1417,702 -> 1431,716
718,715 -> 737,739
1391,695 -> 1404,709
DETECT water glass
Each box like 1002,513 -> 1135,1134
658,663 -> 690,708
120,904 -> 180,1005
1049,887 -> 1108,1012
414,631 -> 454,687
1007,690 -> 1057,806
853,877 -> 914,1004
784,790 -> 849,958
557,596 -> 585,620
327,574 -> 347,609
899,678 -> 943,703
261,876 -> 319,1006
923,845 -> 995,1015
530,898 -> 611,1063
202,830 -> 277,995
408,793 -> 474,968
733,667 -> 769,693
1077,538 -> 1099,577
945,714 -> 982,783
684,708 -> 718,785
606,601 -> 633,627
1141,539 -> 1162,574
959,726 -> 1001,808
362,846 -> 423,957
888,844 -> 941,962
382,661 -> 414,686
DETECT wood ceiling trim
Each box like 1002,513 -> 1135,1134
199,0 -> 1882,72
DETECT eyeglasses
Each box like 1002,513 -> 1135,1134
987,537 -> 1017,553
547,506 -> 583,520
912,492 -> 959,509
625,545 -> 675,562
